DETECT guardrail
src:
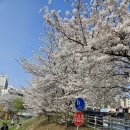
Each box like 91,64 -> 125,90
86,115 -> 130,130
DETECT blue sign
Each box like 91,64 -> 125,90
75,98 -> 85,111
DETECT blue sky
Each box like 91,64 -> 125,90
0,0 -> 70,88
0,0 -> 45,88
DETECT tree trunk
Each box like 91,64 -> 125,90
47,115 -> 50,122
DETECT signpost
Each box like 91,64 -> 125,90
75,98 -> 85,111
73,111 -> 84,128
74,98 -> 85,130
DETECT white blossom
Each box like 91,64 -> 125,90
72,9 -> 78,15
21,0 -> 130,115
51,10 -> 56,16
66,10 -> 70,16
48,0 -> 52,4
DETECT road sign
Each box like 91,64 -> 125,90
73,111 -> 84,126
75,98 -> 85,111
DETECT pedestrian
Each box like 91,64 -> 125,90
1,126 -> 4,130
11,119 -> 14,126
1,123 -> 8,130
1,123 -> 5,130
4,123 -> 8,130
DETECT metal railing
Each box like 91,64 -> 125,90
86,115 -> 130,130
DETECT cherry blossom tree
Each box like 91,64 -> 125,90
0,94 -> 18,112
21,0 -> 130,116
43,0 -> 130,106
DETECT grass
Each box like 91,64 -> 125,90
0,119 -> 17,130
16,115 -> 94,130
17,116 -> 45,130
0,115 -> 94,130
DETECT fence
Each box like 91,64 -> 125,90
86,115 -> 130,130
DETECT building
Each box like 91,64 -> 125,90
119,98 -> 130,108
0,75 -> 23,96
125,98 -> 130,108
0,75 -> 8,89
119,99 -> 125,108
